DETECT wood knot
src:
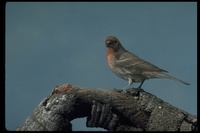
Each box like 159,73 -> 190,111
53,84 -> 73,93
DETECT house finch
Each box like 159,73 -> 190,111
105,36 -> 190,93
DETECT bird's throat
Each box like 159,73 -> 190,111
107,48 -> 115,68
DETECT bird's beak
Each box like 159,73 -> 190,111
106,41 -> 114,46
106,41 -> 112,45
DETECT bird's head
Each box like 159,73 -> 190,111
105,36 -> 124,52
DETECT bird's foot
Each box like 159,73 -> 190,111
113,88 -> 127,94
126,87 -> 144,96
132,87 -> 144,91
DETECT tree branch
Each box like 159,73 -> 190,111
16,84 -> 197,131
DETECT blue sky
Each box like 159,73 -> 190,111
6,2 -> 197,131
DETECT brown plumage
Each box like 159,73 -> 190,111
105,36 -> 190,93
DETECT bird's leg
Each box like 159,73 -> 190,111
114,78 -> 133,93
121,78 -> 133,93
126,80 -> 145,95
138,80 -> 145,89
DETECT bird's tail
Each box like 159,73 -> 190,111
156,72 -> 190,85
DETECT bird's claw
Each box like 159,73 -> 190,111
126,87 -> 144,96
114,87 -> 144,96
114,88 -> 127,94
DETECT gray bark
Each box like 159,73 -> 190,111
16,84 -> 197,131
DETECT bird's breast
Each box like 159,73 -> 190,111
106,48 -> 115,68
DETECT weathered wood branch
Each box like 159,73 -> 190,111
16,84 -> 197,131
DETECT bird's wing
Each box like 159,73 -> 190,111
115,51 -> 167,73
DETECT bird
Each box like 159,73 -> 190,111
105,36 -> 190,93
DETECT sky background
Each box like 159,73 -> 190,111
5,2 -> 197,131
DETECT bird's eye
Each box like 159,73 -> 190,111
114,41 -> 117,44
106,40 -> 115,45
